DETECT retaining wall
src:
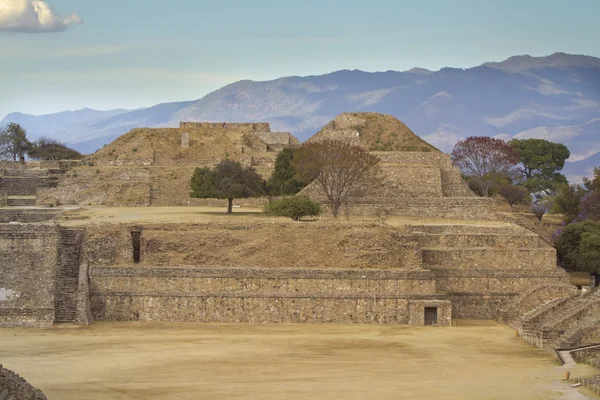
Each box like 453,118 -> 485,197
180,122 -> 271,131
0,224 -> 60,327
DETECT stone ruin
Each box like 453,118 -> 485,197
0,364 -> 47,400
0,113 -> 598,353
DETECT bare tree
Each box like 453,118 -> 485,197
451,136 -> 518,197
292,140 -> 383,217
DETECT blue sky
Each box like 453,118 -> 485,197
1,0 -> 599,118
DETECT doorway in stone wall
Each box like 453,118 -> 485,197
424,307 -> 438,326
131,231 -> 141,264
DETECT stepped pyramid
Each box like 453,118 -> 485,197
303,112 -> 490,218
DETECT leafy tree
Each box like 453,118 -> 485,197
28,137 -> 83,160
552,183 -> 588,223
267,148 -> 308,195
579,190 -> 600,221
451,137 -> 518,197
583,167 -> 600,192
555,220 -> 600,275
510,138 -> 570,195
292,140 -> 382,218
264,195 -> 322,221
499,185 -> 531,206
0,122 -> 32,164
190,159 -> 267,214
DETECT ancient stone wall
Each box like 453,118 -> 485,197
371,152 -> 475,198
0,224 -> 60,327
89,267 -> 442,324
0,209 -> 62,223
180,122 -> 271,131
0,365 -> 47,400
331,197 -> 494,219
253,131 -> 300,151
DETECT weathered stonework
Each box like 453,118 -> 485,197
0,364 -> 47,400
0,224 -> 88,328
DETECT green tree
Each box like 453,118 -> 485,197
510,138 -> 570,195
264,195 -> 322,221
28,137 -> 83,161
555,220 -> 600,275
583,167 -> 600,192
292,140 -> 382,218
552,183 -> 587,223
190,159 -> 267,214
0,122 -> 32,164
267,148 -> 308,195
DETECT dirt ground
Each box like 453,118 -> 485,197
60,205 -> 514,227
0,321 -> 596,400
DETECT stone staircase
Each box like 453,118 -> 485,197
511,286 -> 600,349
53,229 -> 84,323
400,223 -> 570,319
0,170 -> 59,207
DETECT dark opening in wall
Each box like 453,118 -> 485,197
131,231 -> 141,264
424,307 -> 438,326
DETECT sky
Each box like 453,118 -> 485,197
1,0 -> 600,119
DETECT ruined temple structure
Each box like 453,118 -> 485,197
0,113 -> 598,350
34,122 -> 300,207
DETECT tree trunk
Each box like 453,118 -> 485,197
331,201 -> 340,218
227,198 -> 233,214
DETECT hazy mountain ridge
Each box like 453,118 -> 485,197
1,52 -> 599,181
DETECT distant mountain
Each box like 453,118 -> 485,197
0,108 -> 131,141
514,118 -> 600,162
1,52 -> 599,181
563,151 -> 600,184
482,52 -> 600,72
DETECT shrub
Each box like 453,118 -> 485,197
531,200 -> 550,221
499,185 -> 530,206
264,195 -> 322,221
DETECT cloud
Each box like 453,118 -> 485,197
3,44 -> 128,58
0,0 -> 82,33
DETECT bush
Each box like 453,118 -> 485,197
555,220 -> 600,274
531,200 -> 550,221
499,185 -> 530,206
264,195 -> 322,221
553,183 -> 587,223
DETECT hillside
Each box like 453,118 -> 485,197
308,112 -> 438,152
2,52 -> 600,182
563,151 -> 600,183
513,118 -> 600,161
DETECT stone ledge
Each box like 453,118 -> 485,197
91,292 -> 448,300
89,267 -> 436,280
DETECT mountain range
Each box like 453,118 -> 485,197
2,52 -> 599,182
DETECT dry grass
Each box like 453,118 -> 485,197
92,127 -> 275,167
60,206 -> 512,228
0,321 -> 596,400
310,112 -> 438,152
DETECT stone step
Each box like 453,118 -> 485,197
6,197 -> 36,206
422,247 -> 556,270
405,224 -> 526,235
411,233 -> 540,248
